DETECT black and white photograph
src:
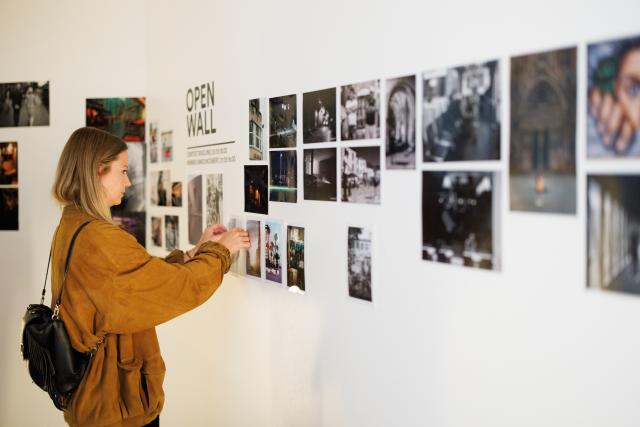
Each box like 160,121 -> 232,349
303,88 -> 336,143
510,47 -> 576,214
151,216 -> 162,247
340,80 -> 380,141
149,121 -> 159,163
348,226 -> 372,302
270,94 -> 297,148
287,225 -> 305,293
0,188 -> 18,231
386,75 -> 416,169
588,175 -> 640,295
227,216 -> 245,275
165,215 -> 179,252
588,35 -> 640,157
249,98 -> 267,160
246,219 -> 262,279
0,142 -> 18,185
161,131 -> 173,162
151,170 -> 171,206
86,97 -> 144,141
303,148 -> 337,201
111,142 -> 146,246
0,81 -> 49,127
422,60 -> 500,162
422,171 -> 500,270
206,173 -> 223,226
341,146 -> 380,204
270,150 -> 297,203
171,182 -> 182,207
265,220 -> 283,284
244,165 -> 268,214
188,175 -> 203,245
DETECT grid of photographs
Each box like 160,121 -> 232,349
340,80 -> 380,141
587,175 -> 640,296
510,47 -> 577,215
269,95 -> 297,148
348,226 -> 372,302
1,82 -> 49,127
341,146 -> 380,204
249,98 -> 267,160
386,75 -> 416,169
587,35 -> 640,158
269,150 -> 297,203
287,226 -> 305,293
422,171 -> 500,271
303,88 -> 336,143
422,60 -> 500,162
244,165 -> 268,214
304,148 -> 337,201
86,97 -> 145,141
265,220 -> 284,284
0,142 -> 18,230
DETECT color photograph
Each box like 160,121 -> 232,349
386,75 -> 416,169
0,142 -> 18,185
265,220 -> 284,284
270,95 -> 297,148
150,170 -> 171,206
348,226 -> 372,302
422,171 -> 500,270
340,80 -> 380,141
161,131 -> 173,162
249,98 -> 267,160
171,182 -> 182,207
86,97 -> 145,141
287,225 -> 305,293
588,175 -> 640,296
151,216 -> 162,247
588,35 -> 640,157
246,219 -> 262,279
304,148 -> 337,201
270,150 -> 297,203
149,121 -> 158,163
188,175 -> 203,245
0,81 -> 49,127
422,60 -> 500,162
244,165 -> 268,214
303,88 -> 336,143
510,47 -> 576,214
341,146 -> 380,204
0,188 -> 18,230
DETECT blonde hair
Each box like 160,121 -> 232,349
53,127 -> 127,221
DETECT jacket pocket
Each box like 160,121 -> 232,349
117,358 -> 144,418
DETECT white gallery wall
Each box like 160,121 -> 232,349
2,0 -> 640,426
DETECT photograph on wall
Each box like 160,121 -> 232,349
161,131 -> 173,162
171,182 -> 182,207
341,146 -> 380,204
303,148 -> 337,201
0,188 -> 18,230
246,219 -> 262,278
340,80 -> 380,141
227,216 -> 245,275
303,88 -> 336,143
386,75 -> 416,169
422,171 -> 500,270
588,175 -> 640,295
86,97 -> 145,141
270,94 -> 297,148
188,175 -> 203,245
422,60 -> 500,162
206,173 -> 223,226
165,215 -> 179,252
244,165 -> 268,214
150,170 -> 171,206
151,216 -> 162,248
0,81 -> 49,127
269,150 -> 297,203
149,121 -> 158,163
249,98 -> 267,160
287,225 -> 305,294
588,35 -> 640,157
510,47 -> 576,214
0,142 -> 18,185
348,226 -> 372,302
265,220 -> 284,284
111,142 -> 146,246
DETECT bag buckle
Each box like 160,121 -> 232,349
52,304 -> 60,320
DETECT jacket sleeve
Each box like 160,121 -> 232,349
71,221 -> 231,334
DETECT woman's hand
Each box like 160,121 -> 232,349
184,224 -> 228,261
215,227 -> 251,255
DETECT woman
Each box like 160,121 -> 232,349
50,127 -> 249,427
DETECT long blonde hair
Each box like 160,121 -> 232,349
53,127 -> 127,221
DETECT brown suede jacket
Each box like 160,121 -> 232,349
51,206 -> 231,427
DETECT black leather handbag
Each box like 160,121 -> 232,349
21,220 -> 104,411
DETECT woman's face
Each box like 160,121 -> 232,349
99,150 -> 131,207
